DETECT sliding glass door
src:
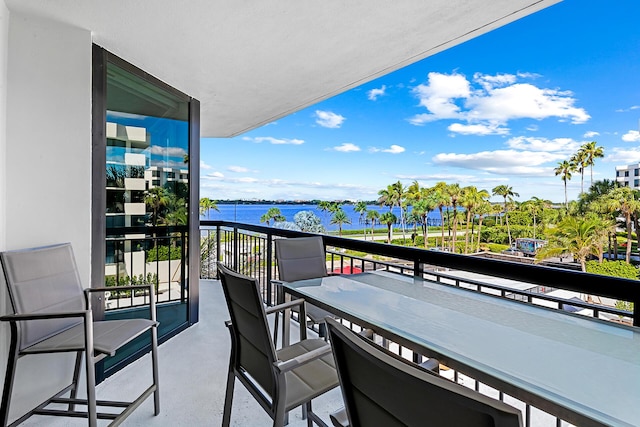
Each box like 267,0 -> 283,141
92,46 -> 200,379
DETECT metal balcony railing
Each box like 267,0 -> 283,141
200,220 -> 639,427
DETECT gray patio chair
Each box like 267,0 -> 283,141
0,243 -> 159,427
274,236 -> 334,340
326,318 -> 523,427
218,263 -> 339,427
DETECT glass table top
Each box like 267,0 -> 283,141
283,271 -> 640,427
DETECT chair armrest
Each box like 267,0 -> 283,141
265,298 -> 305,315
84,284 -> 156,322
273,343 -> 332,373
0,310 -> 90,322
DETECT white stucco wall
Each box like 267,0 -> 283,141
0,0 -> 8,253
3,11 -> 92,422
6,12 -> 91,277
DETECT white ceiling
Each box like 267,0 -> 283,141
7,0 -> 560,138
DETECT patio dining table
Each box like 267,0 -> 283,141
280,270 -> 640,427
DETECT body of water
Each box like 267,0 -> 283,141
200,203 -> 443,232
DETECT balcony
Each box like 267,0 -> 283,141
12,221 -> 640,426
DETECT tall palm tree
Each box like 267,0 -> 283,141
602,186 -> 640,263
432,182 -> 449,248
391,181 -> 407,242
366,209 -> 380,240
555,160 -> 573,210
379,212 -> 397,244
522,197 -> 550,239
354,201 -> 368,239
581,141 -> 605,187
474,200 -> 492,252
378,183 -> 399,241
330,208 -> 351,236
199,197 -> 219,219
446,183 -> 463,252
460,186 -> 490,253
570,149 -> 588,194
412,195 -> 438,248
492,185 -> 519,247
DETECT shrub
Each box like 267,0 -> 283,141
487,243 -> 509,253
147,245 -> 183,262
585,260 -> 639,280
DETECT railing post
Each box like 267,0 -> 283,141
634,299 -> 639,327
233,226 -> 239,271
215,225 -> 221,279
266,233 -> 273,306
180,230 -> 186,303
413,260 -> 423,277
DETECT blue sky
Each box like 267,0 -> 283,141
200,0 -> 640,204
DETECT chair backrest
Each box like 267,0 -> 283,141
0,243 -> 85,351
275,236 -> 328,282
326,318 -> 523,427
217,263 -> 278,400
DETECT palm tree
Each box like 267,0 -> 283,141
570,149 -> 588,194
199,197 -> 219,219
378,184 -> 399,241
536,216 -> 601,272
460,186 -> 490,253
354,201 -> 368,239
602,187 -> 640,263
581,141 -> 604,187
446,183 -> 463,252
145,186 -> 169,226
366,209 -> 380,240
555,160 -> 573,210
330,208 -> 351,236
391,181 -> 407,242
432,182 -> 449,248
260,207 -> 285,226
492,185 -> 519,247
474,200 -> 492,252
379,212 -> 397,244
412,196 -> 437,248
522,197 -> 550,239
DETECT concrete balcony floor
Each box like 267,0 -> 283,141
20,280 -> 344,426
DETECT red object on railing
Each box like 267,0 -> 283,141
332,266 -> 363,275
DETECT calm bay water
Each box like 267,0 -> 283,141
200,204 -> 442,232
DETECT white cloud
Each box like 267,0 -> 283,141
367,85 -> 387,101
448,122 -> 509,136
432,149 -> 564,176
203,171 -> 224,179
622,130 -> 640,142
228,165 -> 249,173
473,72 -> 516,90
249,136 -> 304,145
605,147 -> 640,164
315,110 -> 345,128
408,72 -> 590,131
370,144 -> 405,154
505,136 -> 580,153
583,131 -> 600,138
148,146 -> 187,157
616,105 -> 640,112
333,143 -> 361,152
200,160 -> 212,170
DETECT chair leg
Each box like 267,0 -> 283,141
68,352 -> 83,412
222,368 -> 235,427
151,327 -> 160,415
0,324 -> 19,427
306,401 -> 313,427
83,312 -> 98,427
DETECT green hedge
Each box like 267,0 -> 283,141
585,260 -> 639,280
146,245 -> 183,262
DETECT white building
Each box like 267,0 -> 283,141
615,163 -> 640,188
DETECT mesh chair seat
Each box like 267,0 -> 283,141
23,319 -> 157,355
278,338 -> 338,410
